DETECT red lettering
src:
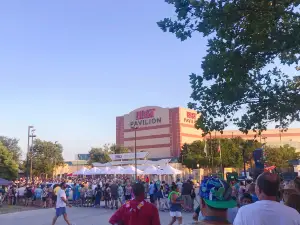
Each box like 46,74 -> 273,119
187,112 -> 196,119
136,109 -> 156,120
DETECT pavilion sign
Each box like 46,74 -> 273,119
130,108 -> 162,127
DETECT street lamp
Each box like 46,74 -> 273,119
26,126 -> 34,180
30,129 -> 36,181
131,125 -> 138,181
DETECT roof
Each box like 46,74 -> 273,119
92,158 -> 171,167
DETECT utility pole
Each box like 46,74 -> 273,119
130,125 -> 138,181
26,126 -> 34,181
30,129 -> 36,182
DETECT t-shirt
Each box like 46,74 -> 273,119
109,199 -> 161,225
56,189 -> 67,208
34,188 -> 42,199
233,200 -> 300,225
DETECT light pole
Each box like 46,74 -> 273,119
131,125 -> 138,181
30,129 -> 36,181
26,126 -> 34,180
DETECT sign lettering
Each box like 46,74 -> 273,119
130,108 -> 162,127
136,109 -> 156,120
183,112 -> 197,124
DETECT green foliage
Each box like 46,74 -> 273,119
109,144 -> 131,154
88,147 -> 111,164
0,136 -> 22,163
30,139 -> 64,177
264,144 -> 300,168
180,138 -> 263,169
0,143 -> 18,180
158,0 -> 300,135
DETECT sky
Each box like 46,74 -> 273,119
0,1 -> 298,160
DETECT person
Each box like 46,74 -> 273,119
294,177 -> 300,193
239,193 -> 253,207
197,177 -> 236,225
176,179 -> 183,193
285,193 -> 300,213
149,182 -> 156,204
110,180 -> 119,209
124,182 -> 132,201
233,172 -> 300,225
109,182 -> 161,225
191,184 -> 196,210
168,184 -> 183,225
193,205 -> 201,221
144,181 -> 149,199
51,182 -> 73,225
42,185 -> 48,208
246,183 -> 258,203
181,180 -> 193,212
94,184 -> 102,208
104,183 -> 111,209
282,182 -> 298,203
53,184 -> 60,207
24,184 -> 33,206
118,182 -> 124,205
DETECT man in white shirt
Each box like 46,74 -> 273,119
52,182 -> 73,225
234,172 -> 300,225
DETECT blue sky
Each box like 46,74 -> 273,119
0,1 -> 298,160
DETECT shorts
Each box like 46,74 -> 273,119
125,195 -> 131,201
56,207 -> 66,217
52,196 -> 57,202
170,211 -> 182,217
42,197 -> 47,202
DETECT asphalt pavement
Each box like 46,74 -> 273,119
0,207 -> 195,225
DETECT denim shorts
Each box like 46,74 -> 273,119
56,207 -> 66,217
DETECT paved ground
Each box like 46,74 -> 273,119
0,207 -> 195,225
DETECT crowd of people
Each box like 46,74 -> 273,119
1,173 -> 300,225
0,176 -> 196,212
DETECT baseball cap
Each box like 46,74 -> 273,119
200,177 -> 236,209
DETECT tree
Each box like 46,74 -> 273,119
0,143 -> 18,180
30,139 -> 64,177
88,147 -> 111,164
179,138 -> 263,169
0,136 -> 22,163
158,0 -> 300,135
264,144 -> 300,168
110,144 -> 131,154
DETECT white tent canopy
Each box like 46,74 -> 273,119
86,167 -> 102,175
122,166 -> 143,175
109,166 -> 125,175
142,165 -> 162,175
73,167 -> 89,175
100,167 -> 111,174
160,164 -> 182,175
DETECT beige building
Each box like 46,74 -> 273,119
116,106 -> 300,159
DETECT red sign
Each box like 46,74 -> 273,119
136,108 -> 156,120
187,112 -> 196,119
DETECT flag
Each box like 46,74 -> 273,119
204,140 -> 207,156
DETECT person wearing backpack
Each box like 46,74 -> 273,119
109,182 -> 161,225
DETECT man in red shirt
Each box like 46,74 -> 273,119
109,182 -> 161,225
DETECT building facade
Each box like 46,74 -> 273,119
116,106 -> 300,159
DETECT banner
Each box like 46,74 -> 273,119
109,152 -> 149,161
